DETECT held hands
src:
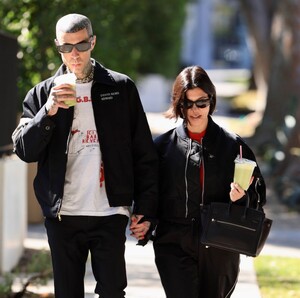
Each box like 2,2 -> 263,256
129,214 -> 151,241
46,83 -> 76,116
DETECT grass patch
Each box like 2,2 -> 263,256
0,249 -> 53,297
254,256 -> 300,298
231,90 -> 258,110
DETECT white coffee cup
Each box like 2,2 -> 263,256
54,73 -> 77,107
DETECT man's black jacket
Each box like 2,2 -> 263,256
12,61 -> 158,219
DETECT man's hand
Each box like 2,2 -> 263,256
129,214 -> 151,241
46,83 -> 76,116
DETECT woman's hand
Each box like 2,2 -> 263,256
129,214 -> 151,241
229,182 -> 245,202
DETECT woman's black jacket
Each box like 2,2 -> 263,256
154,116 -> 266,221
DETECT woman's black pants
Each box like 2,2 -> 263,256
153,219 -> 240,298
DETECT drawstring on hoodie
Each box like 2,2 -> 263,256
255,177 -> 261,209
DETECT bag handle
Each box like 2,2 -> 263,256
228,192 -> 250,219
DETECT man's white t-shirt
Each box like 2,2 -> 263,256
60,82 -> 130,217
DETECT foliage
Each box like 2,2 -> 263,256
254,256 -> 300,298
0,273 -> 13,297
0,249 -> 52,297
13,249 -> 52,275
0,0 -> 186,108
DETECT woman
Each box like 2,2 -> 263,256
153,66 -> 266,298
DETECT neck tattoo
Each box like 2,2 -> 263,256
76,66 -> 94,84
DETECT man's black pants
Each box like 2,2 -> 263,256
45,214 -> 128,298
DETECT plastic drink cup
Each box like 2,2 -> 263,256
233,156 -> 256,190
54,73 -> 77,107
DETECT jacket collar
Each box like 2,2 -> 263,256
176,115 -> 217,139
205,115 -> 220,143
176,122 -> 189,140
93,60 -> 118,86
175,115 -> 220,148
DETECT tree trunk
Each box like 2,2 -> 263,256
239,0 -> 300,153
240,0 -> 300,207
274,0 -> 300,177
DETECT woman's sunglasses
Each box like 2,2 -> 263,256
55,36 -> 94,53
182,97 -> 212,109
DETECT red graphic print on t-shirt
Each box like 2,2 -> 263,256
83,130 -> 98,144
100,161 -> 105,187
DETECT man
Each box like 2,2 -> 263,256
12,13 -> 158,298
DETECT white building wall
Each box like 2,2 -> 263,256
0,155 -> 27,273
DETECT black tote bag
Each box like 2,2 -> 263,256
200,199 -> 272,257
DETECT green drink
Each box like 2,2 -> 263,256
233,156 -> 256,190
54,73 -> 77,107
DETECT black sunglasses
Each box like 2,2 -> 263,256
55,37 -> 93,53
183,97 -> 211,109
